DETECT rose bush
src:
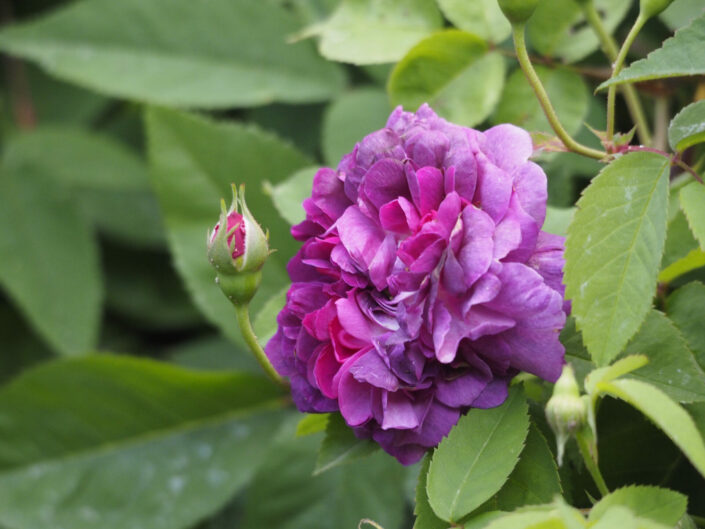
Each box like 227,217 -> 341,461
266,104 -> 568,464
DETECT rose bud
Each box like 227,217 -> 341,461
545,364 -> 587,466
208,184 -> 269,306
640,0 -> 675,18
497,0 -> 540,24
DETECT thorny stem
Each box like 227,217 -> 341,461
575,429 -> 610,497
511,24 -> 607,161
234,304 -> 288,388
606,14 -> 648,144
581,2 -> 652,146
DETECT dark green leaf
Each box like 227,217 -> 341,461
667,281 -> 705,369
0,356 -> 284,529
145,107 -> 310,345
680,182 -> 705,250
314,412 -> 379,475
427,388 -> 529,522
435,0 -> 511,43
0,0 -> 344,107
669,101 -> 705,152
565,153 -> 670,366
599,12 -> 705,90
389,30 -> 504,127
588,486 -> 687,526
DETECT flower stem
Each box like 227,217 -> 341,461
511,24 -> 606,160
581,2 -> 652,146
234,304 -> 288,388
606,14 -> 648,144
576,429 -> 610,497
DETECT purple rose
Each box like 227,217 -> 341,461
266,104 -> 567,465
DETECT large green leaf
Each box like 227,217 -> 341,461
0,163 -> 101,356
0,356 -> 284,529
599,12 -> 705,90
492,66 -> 588,136
267,166 -> 317,226
322,88 -> 391,166
565,153 -> 670,366
527,0 -> 631,63
588,486 -> 687,526
239,421 -> 406,529
669,101 -> 705,152
435,0 -> 510,43
314,413 -> 379,475
660,0 -> 705,30
621,310 -> 705,403
3,127 -> 163,247
0,0 -> 344,107
427,388 -> 529,522
680,182 -> 705,250
388,30 -> 505,127
667,281 -> 705,369
414,455 -> 447,529
145,107 -> 310,345
596,378 -> 705,479
302,0 -> 443,64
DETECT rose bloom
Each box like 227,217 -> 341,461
266,105 -> 567,464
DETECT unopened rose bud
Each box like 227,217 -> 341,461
640,0 -> 675,18
497,0 -> 540,24
208,184 -> 270,306
545,365 -> 587,466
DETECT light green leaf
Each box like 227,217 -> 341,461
253,286 -> 288,347
481,509 -> 564,529
0,163 -> 101,356
3,127 -> 163,247
436,0 -> 511,43
495,425 -> 562,510
427,388 -> 529,522
621,310 -> 705,403
240,426 -> 406,529
667,281 -> 705,370
527,0 -> 631,63
145,107 -> 310,345
314,412 -> 379,475
660,0 -> 705,30
596,378 -> 705,479
0,356 -> 284,529
565,152 -> 670,366
680,182 -> 705,249
669,101 -> 705,152
389,30 -> 505,127
296,413 -> 330,437
414,455 -> 447,529
661,210 -> 698,270
584,355 -> 649,404
322,88 -> 391,166
588,486 -> 687,526
493,66 -> 588,136
544,207 -> 575,237
659,249 -> 705,283
303,0 -> 443,64
266,166 -> 317,226
599,12 -> 705,90
0,0 -> 344,107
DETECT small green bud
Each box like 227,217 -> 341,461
208,184 -> 270,306
545,365 -> 587,466
640,0 -> 675,19
497,0 -> 540,25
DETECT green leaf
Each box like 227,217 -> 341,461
481,509 -> 565,529
0,163 -> 101,356
495,425 -> 562,510
314,412 -> 379,475
168,335 -> 259,373
544,207 -> 575,237
667,281 -> 705,369
621,310 -> 705,403
240,425 -> 406,529
659,249 -> 705,283
252,287 -> 288,347
565,152 -> 670,366
661,210 -> 698,270
296,413 -> 330,437
680,182 -> 705,250
388,30 -> 505,127
322,88 -> 391,167
0,356 -> 284,529
596,378 -> 705,479
527,0 -> 631,63
414,455 -> 447,529
302,0 -> 443,64
0,0 -> 344,107
493,66 -> 588,136
0,304 -> 52,384
588,486 -> 687,526
266,166 -> 317,226
669,101 -> 705,152
435,0 -> 511,43
427,387 -> 529,522
145,107 -> 311,345
660,0 -> 705,30
598,12 -> 705,90
585,355 -> 650,400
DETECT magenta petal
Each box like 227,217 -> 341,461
379,197 -> 420,234
336,206 -> 384,270
382,391 -> 420,430
349,350 -> 399,392
458,206 -> 495,287
360,158 -> 408,211
314,344 -> 342,399
472,378 -> 509,409
512,162 -> 547,226
474,153 -> 513,222
482,124 -> 533,172
415,166 -> 445,215
339,369 -> 374,426
436,371 -> 489,408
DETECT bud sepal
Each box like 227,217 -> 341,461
545,364 -> 588,466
